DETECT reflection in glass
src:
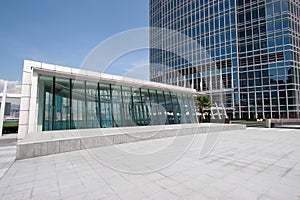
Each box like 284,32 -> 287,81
54,78 -> 70,130
100,83 -> 113,128
39,76 -> 53,131
86,82 -> 100,128
38,75 -> 197,131
72,80 -> 86,129
111,85 -> 123,127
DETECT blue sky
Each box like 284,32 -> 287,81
0,0 -> 149,82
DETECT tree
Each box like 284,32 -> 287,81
195,95 -> 212,122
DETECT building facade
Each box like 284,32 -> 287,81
150,0 -> 300,119
18,60 -> 197,138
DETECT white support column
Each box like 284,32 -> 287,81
0,81 -> 8,137
28,71 -> 39,134
18,60 -> 34,139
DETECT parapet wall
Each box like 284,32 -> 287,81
16,123 -> 246,160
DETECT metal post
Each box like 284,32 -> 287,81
215,102 -> 221,119
0,81 -> 8,137
221,103 -> 228,118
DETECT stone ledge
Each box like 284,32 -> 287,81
16,123 -> 246,160
266,119 -> 300,128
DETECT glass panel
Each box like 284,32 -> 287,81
164,92 -> 175,124
149,89 -> 160,125
171,92 -> 181,124
39,77 -> 198,130
188,94 -> 197,123
122,86 -> 135,126
100,83 -> 113,128
39,76 -> 54,131
182,94 -> 192,123
177,94 -> 187,124
54,77 -> 70,130
132,88 -> 144,126
111,85 -> 123,127
86,81 -> 100,128
156,90 -> 167,124
141,89 -> 151,126
72,80 -> 86,129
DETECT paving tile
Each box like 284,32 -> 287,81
101,194 -> 121,200
7,181 -> 34,194
167,183 -> 194,197
59,183 -> 86,199
86,187 -> 115,199
219,186 -> 261,200
149,189 -> 180,200
117,188 -> 148,200
31,184 -> 59,197
0,128 -> 300,199
136,182 -> 165,196
154,177 -> 178,189
0,136 -> 16,180
182,191 -> 212,200
265,182 -> 300,200
1,189 -> 32,200
30,190 -> 60,200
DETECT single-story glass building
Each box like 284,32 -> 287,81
16,60 -> 247,160
18,60 -> 198,139
39,76 -> 197,131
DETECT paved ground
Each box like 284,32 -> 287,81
0,133 -> 16,179
0,128 -> 300,200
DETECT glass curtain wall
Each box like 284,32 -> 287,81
38,75 -> 198,131
164,92 -> 175,124
140,89 -> 151,126
86,82 -> 100,128
122,86 -> 135,126
99,83 -> 113,128
131,88 -> 144,126
54,78 -> 70,130
111,85 -> 123,127
149,89 -> 160,125
72,80 -> 86,129
39,76 -> 53,131
156,90 -> 167,124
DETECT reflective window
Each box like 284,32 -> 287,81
72,80 -> 86,129
140,89 -> 151,125
54,78 -> 70,130
86,82 -> 100,128
39,76 -> 53,131
38,75 -> 198,131
111,85 -> 123,127
122,86 -> 135,126
100,83 -> 113,128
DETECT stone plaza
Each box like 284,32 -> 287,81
0,127 -> 300,200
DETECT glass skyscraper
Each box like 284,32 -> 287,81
150,0 -> 300,119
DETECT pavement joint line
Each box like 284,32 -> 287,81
1,128 -> 300,199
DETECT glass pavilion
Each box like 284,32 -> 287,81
38,74 -> 197,131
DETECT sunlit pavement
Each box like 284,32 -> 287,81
0,133 -> 16,179
0,128 -> 300,200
